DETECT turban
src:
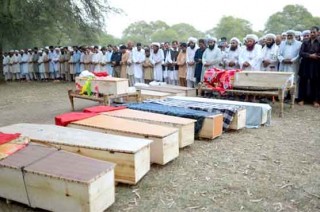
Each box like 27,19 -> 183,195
286,30 -> 296,36
207,37 -> 217,42
245,34 -> 259,42
188,37 -> 198,43
264,33 -> 276,40
281,32 -> 287,36
230,37 -> 240,44
295,31 -> 301,36
151,42 -> 160,47
302,30 -> 311,36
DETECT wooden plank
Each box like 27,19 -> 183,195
233,71 -> 294,88
76,76 -> 129,95
102,109 -> 196,148
68,115 -> 179,165
151,84 -> 197,97
24,150 -> 115,212
136,85 -> 186,96
0,124 -> 151,185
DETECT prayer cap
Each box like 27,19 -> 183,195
302,30 -> 310,36
286,30 -> 295,36
207,37 -> 217,42
151,42 -> 160,47
295,31 -> 301,36
264,33 -> 276,40
230,37 -> 240,44
188,37 -> 198,43
245,34 -> 259,42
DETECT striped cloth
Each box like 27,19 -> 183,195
145,99 -> 244,129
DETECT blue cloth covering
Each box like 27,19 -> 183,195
127,103 -> 221,135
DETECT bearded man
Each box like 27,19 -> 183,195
261,33 -> 279,71
223,37 -> 241,70
201,37 -> 222,81
239,34 -> 262,71
186,37 -> 198,87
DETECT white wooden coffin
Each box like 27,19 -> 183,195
102,109 -> 196,148
0,123 -> 151,185
68,115 -> 179,165
75,76 -> 129,95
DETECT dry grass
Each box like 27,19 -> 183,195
0,82 -> 319,212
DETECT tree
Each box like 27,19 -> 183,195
151,29 -> 179,43
206,16 -> 253,41
0,0 -> 120,82
170,23 -> 205,42
264,4 -> 319,34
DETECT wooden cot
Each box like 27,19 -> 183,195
198,71 -> 295,117
68,115 -> 179,165
0,123 -> 152,185
102,109 -> 196,148
150,84 -> 197,97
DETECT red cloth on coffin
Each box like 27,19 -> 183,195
204,68 -> 240,94
0,132 -> 21,145
83,105 -> 127,113
55,112 -> 97,127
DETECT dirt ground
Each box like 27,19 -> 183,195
0,82 -> 319,212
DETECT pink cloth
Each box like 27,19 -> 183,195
83,106 -> 126,113
204,68 -> 241,94
0,132 -> 21,145
55,112 -> 97,126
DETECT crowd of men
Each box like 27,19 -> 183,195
2,26 -> 320,106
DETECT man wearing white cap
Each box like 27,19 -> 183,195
37,50 -> 45,80
223,37 -> 241,70
132,43 -> 145,84
261,33 -> 279,71
2,52 -> 10,81
295,31 -> 302,42
186,37 -> 198,87
239,34 -> 262,71
302,30 -> 310,42
27,49 -> 34,80
20,49 -> 30,81
13,50 -> 20,80
278,30 -> 302,73
151,42 -> 164,82
201,37 -> 222,81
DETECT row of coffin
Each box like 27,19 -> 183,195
0,96 -> 272,211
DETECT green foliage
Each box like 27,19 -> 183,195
0,0 -> 120,50
264,4 -> 319,34
206,16 -> 253,41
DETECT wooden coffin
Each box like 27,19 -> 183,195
139,90 -> 173,101
166,96 -> 246,130
75,76 -> 129,95
151,84 -> 197,97
0,143 -> 115,212
68,115 -> 179,165
233,71 -> 294,89
168,96 -> 270,128
136,85 -> 186,96
102,109 -> 196,148
0,123 -> 151,185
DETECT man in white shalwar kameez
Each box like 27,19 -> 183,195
186,37 -> 198,87
151,42 -> 164,82
239,34 -> 262,71
278,30 -> 302,73
37,50 -> 45,80
92,46 -> 102,72
3,52 -> 10,81
106,45 -> 113,76
201,37 -> 222,81
223,37 -> 241,70
100,47 -> 108,73
132,43 -> 145,83
13,50 -> 20,80
27,49 -> 34,80
52,48 -> 61,79
261,33 -> 279,71
20,50 -> 30,80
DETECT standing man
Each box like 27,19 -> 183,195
261,33 -> 279,71
202,37 -> 222,81
278,30 -> 302,73
162,42 -> 171,84
167,41 -> 179,85
151,42 -> 164,82
177,43 -> 188,86
111,45 -> 122,78
92,46 -> 102,72
32,47 -> 39,80
106,44 -> 113,76
132,43 -> 145,83
186,37 -> 198,87
2,52 -> 10,81
194,39 -> 206,86
223,37 -> 241,70
239,34 -> 262,71
20,50 -> 30,81
297,26 -> 320,107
